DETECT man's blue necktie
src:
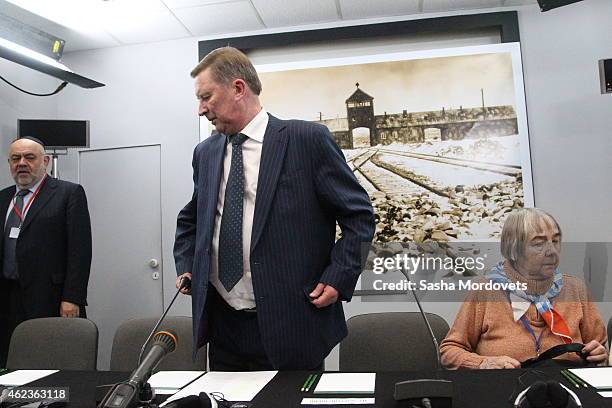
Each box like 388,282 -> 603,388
218,133 -> 248,291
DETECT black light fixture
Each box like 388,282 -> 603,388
537,0 -> 584,12
0,11 -> 104,89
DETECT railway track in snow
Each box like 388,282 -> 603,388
375,147 -> 522,177
348,149 -> 450,198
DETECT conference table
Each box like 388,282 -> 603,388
5,367 -> 610,407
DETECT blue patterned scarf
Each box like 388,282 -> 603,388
487,261 -> 564,316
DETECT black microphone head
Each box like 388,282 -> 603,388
525,381 -> 549,408
546,380 -> 569,408
153,330 -> 177,353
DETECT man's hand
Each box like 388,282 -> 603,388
309,283 -> 339,308
176,272 -> 192,295
60,301 -> 80,318
582,340 -> 608,365
478,356 -> 521,369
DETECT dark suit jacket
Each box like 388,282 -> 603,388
0,176 -> 92,318
174,115 -> 375,369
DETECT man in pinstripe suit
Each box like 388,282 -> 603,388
174,47 -> 375,370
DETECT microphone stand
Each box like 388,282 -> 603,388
138,278 -> 189,366
393,268 -> 453,406
97,279 -> 190,408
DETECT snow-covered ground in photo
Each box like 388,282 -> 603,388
379,135 -> 521,166
354,171 -> 379,195
341,137 -> 524,241
344,148 -> 369,165
376,153 -> 513,188
359,162 -> 431,198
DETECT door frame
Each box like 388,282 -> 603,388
77,143 -> 165,305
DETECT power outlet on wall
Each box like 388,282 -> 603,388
599,59 -> 612,94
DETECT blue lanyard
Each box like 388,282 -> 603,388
505,292 -> 546,355
519,316 -> 545,355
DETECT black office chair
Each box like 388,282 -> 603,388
7,317 -> 98,370
339,312 -> 449,372
110,316 -> 206,372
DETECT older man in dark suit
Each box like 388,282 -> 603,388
0,137 -> 92,366
174,47 -> 375,371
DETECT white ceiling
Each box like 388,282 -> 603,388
0,0 -> 535,53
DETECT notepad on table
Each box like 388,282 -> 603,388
0,370 -> 58,386
568,367 -> 612,390
147,371 -> 205,394
160,370 -> 277,406
313,373 -> 376,394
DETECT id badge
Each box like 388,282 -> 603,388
9,227 -> 20,239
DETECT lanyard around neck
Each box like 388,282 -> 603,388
12,174 -> 47,222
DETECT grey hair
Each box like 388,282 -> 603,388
500,208 -> 562,265
190,46 -> 262,95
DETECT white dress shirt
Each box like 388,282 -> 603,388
209,108 -> 268,310
5,174 -> 47,224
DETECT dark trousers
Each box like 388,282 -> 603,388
0,279 -> 26,367
204,286 -> 324,371
206,286 -> 274,371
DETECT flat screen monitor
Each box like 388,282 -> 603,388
18,119 -> 90,148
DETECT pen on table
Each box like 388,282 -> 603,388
301,374 -> 314,392
305,374 -> 318,393
560,370 -> 580,388
563,370 -> 587,388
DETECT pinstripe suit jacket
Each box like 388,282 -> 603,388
174,114 -> 375,369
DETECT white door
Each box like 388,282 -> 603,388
79,144 -> 163,369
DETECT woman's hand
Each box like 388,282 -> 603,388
479,356 -> 521,369
582,340 -> 608,365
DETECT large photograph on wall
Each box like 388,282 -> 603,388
254,43 -> 533,242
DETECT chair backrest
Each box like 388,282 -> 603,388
339,312 -> 450,372
110,316 -> 206,372
7,317 -> 98,370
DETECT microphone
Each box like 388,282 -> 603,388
129,330 -> 177,386
138,276 -> 191,366
97,276 -> 190,408
164,392 -> 212,408
98,331 -> 177,408
393,267 -> 453,403
399,268 -> 442,369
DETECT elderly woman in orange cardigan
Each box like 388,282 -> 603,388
440,208 -> 608,369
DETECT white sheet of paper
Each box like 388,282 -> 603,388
598,391 -> 612,398
160,371 -> 277,406
568,367 -> 612,389
147,371 -> 205,394
313,373 -> 376,394
302,397 -> 376,405
0,370 -> 58,386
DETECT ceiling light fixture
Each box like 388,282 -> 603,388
0,11 -> 104,89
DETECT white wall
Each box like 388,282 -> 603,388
517,0 -> 612,242
57,37 -> 200,319
0,58 -> 59,186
